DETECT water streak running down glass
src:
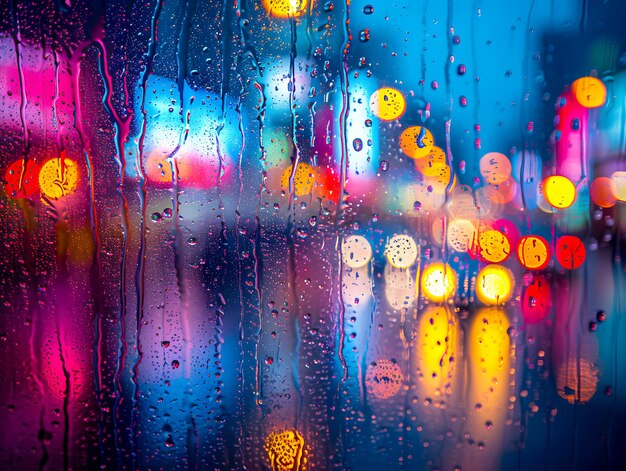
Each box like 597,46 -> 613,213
1,0 -> 626,470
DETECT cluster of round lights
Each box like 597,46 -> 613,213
4,156 -> 79,201
342,230 -> 587,309
368,85 -> 455,199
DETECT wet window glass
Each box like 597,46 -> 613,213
1,0 -> 626,470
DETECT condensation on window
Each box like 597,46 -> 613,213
1,1 -> 626,470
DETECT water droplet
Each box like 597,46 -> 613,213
380,160 -> 389,172
431,81 -> 439,90
359,29 -> 370,42
151,212 -> 162,222
459,96 -> 468,107
309,216 -> 317,227
171,360 -> 180,369
187,237 -> 198,246
323,1 -> 334,11
165,435 -> 175,447
453,35 -> 461,44
265,356 -> 274,365
162,208 -> 173,218
365,119 -> 373,127
353,138 -> 363,151
161,340 -> 170,348
457,64 -> 466,75
363,4 -> 374,14
596,310 -> 606,322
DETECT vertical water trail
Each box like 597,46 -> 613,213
470,0 -> 481,178
607,85 -> 626,469
171,0 -> 199,465
133,0 -> 164,467
305,0 -> 314,57
69,47 -> 106,466
253,80 -> 268,407
10,5 -> 50,469
233,73 -> 247,462
216,0 -> 234,212
56,321 -> 71,471
335,0 -> 352,384
10,0 -> 31,189
50,52 -> 72,471
91,29 -> 134,468
285,12 -> 304,428
215,0 -> 235,458
518,0 -> 536,226
420,0 -> 428,101
360,259 -> 377,407
515,8 -> 537,462
253,213 -> 264,407
444,0 -> 454,191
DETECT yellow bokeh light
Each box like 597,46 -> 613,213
280,162 -> 316,196
264,429 -> 306,471
542,175 -> 576,209
399,126 -> 434,159
369,87 -> 406,121
480,152 -> 512,185
341,235 -> 372,269
421,262 -> 457,302
423,166 -> 454,195
469,306 -> 510,384
414,146 -> 446,173
571,76 -> 606,108
475,264 -> 514,305
478,229 -> 511,263
467,307 -> 510,455
261,0 -> 308,18
39,157 -> 79,200
611,171 -> 626,201
415,305 -> 459,398
385,234 -> 418,269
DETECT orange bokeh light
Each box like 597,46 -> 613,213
365,359 -> 404,399
517,235 -> 551,270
